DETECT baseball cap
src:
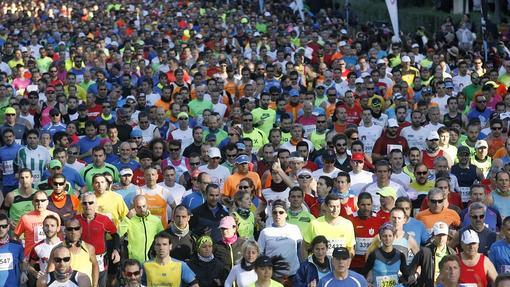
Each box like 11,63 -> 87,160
78,104 -> 87,111
297,169 -> 312,177
206,134 -> 216,142
432,221 -> 449,236
219,216 -> 237,229
5,107 -> 16,115
208,147 -> 221,159
387,118 -> 399,128
485,81 -> 499,89
393,93 -> 405,101
401,55 -> 411,62
377,186 -> 397,198
445,81 -> 454,89
351,152 -> 364,161
323,150 -> 336,162
332,247 -> 350,260
254,256 -> 273,267
177,112 -> 189,119
361,72 -> 371,78
461,229 -> 479,244
120,168 -> 133,176
411,43 -> 420,48
289,89 -> 299,97
236,143 -> 246,151
475,140 -> 488,149
130,130 -> 142,138
49,159 -> 62,169
235,155 -> 250,164
426,131 -> 440,141
376,59 -> 386,65
457,146 -> 471,155
126,95 -> 136,102
355,78 -> 364,84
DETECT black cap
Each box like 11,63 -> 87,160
323,150 -> 336,162
332,247 -> 350,260
49,108 -> 60,116
254,256 -> 273,268
457,146 -> 470,155
78,104 -> 87,111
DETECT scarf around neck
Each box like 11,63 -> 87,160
222,233 -> 238,245
170,222 -> 190,237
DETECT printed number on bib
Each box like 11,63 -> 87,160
97,254 -> 105,272
376,275 -> 398,287
354,237 -> 372,255
3,160 -> 13,175
0,253 -> 14,271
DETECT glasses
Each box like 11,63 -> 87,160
416,171 -> 428,175
317,120 -> 326,123
54,182 -> 66,186
471,214 -> 485,219
131,148 -> 138,151
82,201 -> 94,206
492,126 -> 502,130
67,151 -> 78,155
243,119 -> 253,122
336,143 -> 346,147
298,175 -> 312,179
5,113 -> 15,116
290,77 -> 298,81
478,100 -> 487,103
34,199 -> 47,203
228,133 -> 237,136
103,106 -> 111,108
272,210 -> 285,215
430,198 -> 444,204
125,271 -> 141,277
66,226 -> 81,231
350,137 -> 359,141
190,161 -> 200,166
327,94 -> 337,97
132,137 -> 142,140
239,185 -> 250,190
54,257 -> 71,263
169,148 -> 180,152
178,117 -> 188,120
0,224 -> 8,229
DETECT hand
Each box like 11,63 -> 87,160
308,279 -> 316,287
111,249 -> 121,264
272,158 -> 282,172
36,271 -> 45,279
20,272 -> 28,284
126,208 -> 136,218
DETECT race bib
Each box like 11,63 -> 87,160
355,237 -> 372,255
2,160 -> 13,175
501,265 -> 510,273
458,284 -> 478,287
376,274 -> 398,287
460,187 -> 470,203
32,170 -> 41,184
328,239 -> 346,256
303,125 -> 316,138
0,253 -> 13,271
14,139 -> 22,145
96,254 -> 105,272
34,224 -> 46,242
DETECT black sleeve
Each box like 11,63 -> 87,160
399,251 -> 410,279
365,249 -> 376,273
110,233 -> 121,252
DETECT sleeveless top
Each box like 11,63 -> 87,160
47,270 -> 80,287
393,232 -> 413,266
422,150 -> 445,170
9,189 -> 34,224
372,248 -> 404,287
491,191 -> 510,220
451,164 -> 478,203
70,243 -> 92,282
459,254 -> 488,287
48,196 -> 76,223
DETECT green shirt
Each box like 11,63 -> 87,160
119,213 -> 164,262
188,99 -> 213,117
36,57 -> 53,73
203,129 -> 228,146
287,209 -> 315,236
251,107 -> 276,136
243,128 -> 268,152
80,163 -> 120,191
232,211 -> 255,239
462,84 -> 481,106
8,189 -> 35,226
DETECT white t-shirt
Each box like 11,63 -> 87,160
145,92 -> 161,106
169,128 -> 193,150
349,170 -> 374,195
261,187 -> 290,226
158,182 -> 189,206
360,181 -> 409,212
133,124 -> 158,145
400,126 -> 429,150
280,138 -> 315,154
198,164 -> 231,190
32,239 -> 62,273
224,264 -> 258,287
312,168 -> 341,181
140,185 -> 174,220
452,74 -> 471,92
358,124 -> 383,154
391,172 -> 411,187
213,102 -> 227,118
257,223 -> 303,276
431,95 -> 450,115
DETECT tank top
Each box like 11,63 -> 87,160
443,113 -> 463,127
9,189 -> 35,225
451,164 -> 477,203
459,254 -> 488,287
70,243 -> 93,282
491,191 -> 510,219
48,196 -> 76,223
47,270 -> 80,287
142,187 -> 169,229
372,248 -> 404,287
393,232 -> 413,266
422,150 -> 445,170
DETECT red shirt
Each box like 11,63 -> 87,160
76,213 -> 117,254
340,196 -> 357,218
131,168 -> 164,186
349,214 -> 386,268
376,209 -> 391,223
422,150 -> 446,170
345,104 -> 363,125
304,194 -> 321,218
372,133 -> 410,157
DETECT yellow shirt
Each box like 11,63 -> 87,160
409,180 -> 435,195
304,216 -> 355,255
79,191 -> 128,228
143,259 -> 197,287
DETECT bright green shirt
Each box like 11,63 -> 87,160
36,57 -> 53,73
462,84 -> 481,106
188,99 -> 213,117
232,211 -> 255,239
203,129 -> 228,146
80,163 -> 120,191
243,128 -> 268,152
251,107 -> 276,136
287,209 -> 315,236
119,213 -> 164,262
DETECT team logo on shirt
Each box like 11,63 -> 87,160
369,228 -> 375,236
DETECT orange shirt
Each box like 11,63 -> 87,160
493,147 -> 508,159
284,103 -> 304,120
223,172 -> 262,198
486,136 -> 507,157
415,208 -> 460,231
15,210 -> 61,256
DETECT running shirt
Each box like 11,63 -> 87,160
251,107 -> 276,136
8,189 -> 35,226
488,239 -> 510,273
46,270 -> 80,287
80,163 -> 120,191
366,248 -> 407,287
140,185 -> 173,229
304,216 -> 355,256
76,213 -> 117,255
14,210 -> 61,256
358,124 -> 383,155
257,224 -> 303,276
349,214 -> 385,269
242,128 -> 268,152
119,214 -> 164,263
16,145 -> 51,184
198,165 -> 231,190
142,258 -> 196,286
29,239 -> 62,273
459,254 -> 488,287
318,270 -> 368,287
69,244 -> 93,281
0,240 -> 24,287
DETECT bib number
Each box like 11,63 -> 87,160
34,224 -> 46,242
328,239 -> 346,256
96,254 -> 105,272
32,170 -> 41,184
2,160 -> 13,175
376,275 -> 398,287
355,237 -> 372,255
501,265 -> 510,273
0,253 -> 14,271
460,187 -> 470,203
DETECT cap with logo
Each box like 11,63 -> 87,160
332,247 -> 350,260
461,229 -> 479,244
475,140 -> 488,149
235,155 -> 250,164
49,159 -> 62,169
432,221 -> 449,236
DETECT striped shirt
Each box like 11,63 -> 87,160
16,145 -> 51,184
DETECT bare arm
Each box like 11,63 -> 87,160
78,272 -> 92,287
88,244 -> 99,287
485,257 -> 498,284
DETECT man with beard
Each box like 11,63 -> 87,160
28,214 -> 62,283
372,119 -> 410,162
358,108 -> 383,156
369,96 -> 388,128
331,134 -> 351,172
422,131 -> 451,170
401,110 -> 429,150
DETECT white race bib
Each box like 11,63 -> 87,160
327,239 -> 346,256
34,224 -> 46,242
32,170 -> 41,184
2,160 -> 13,175
460,187 -> 470,203
96,254 -> 105,272
355,237 -> 372,255
0,253 -> 14,271
501,265 -> 510,273
375,275 -> 398,287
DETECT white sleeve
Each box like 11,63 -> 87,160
224,265 -> 237,287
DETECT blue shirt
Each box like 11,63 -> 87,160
114,184 -> 139,206
489,239 -> 510,273
404,217 -> 429,246
181,191 -> 204,211
112,159 -> 141,172
0,240 -> 24,287
42,122 -> 66,138
77,136 -> 101,163
0,143 -> 22,187
318,270 -> 368,287
42,165 -> 86,190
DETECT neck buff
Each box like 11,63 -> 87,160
54,267 -> 73,281
170,222 -> 189,237
241,258 -> 255,271
270,180 -> 288,192
236,207 -> 251,219
198,253 -> 215,262
222,233 -> 238,245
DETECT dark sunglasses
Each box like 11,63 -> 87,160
54,182 -> 66,186
0,224 -> 9,229
430,198 -> 444,204
66,226 -> 81,231
272,210 -> 285,215
470,214 -> 485,219
238,185 -> 250,190
82,201 -> 94,206
298,175 -> 312,179
125,271 -> 141,277
416,171 -> 428,175
54,257 -> 71,263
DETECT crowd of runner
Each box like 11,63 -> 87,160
2,0 -> 510,286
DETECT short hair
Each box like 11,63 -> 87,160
92,146 -> 105,154
357,192 -> 373,203
241,240 -> 260,257
319,176 -> 334,188
438,254 -> 460,270
470,183 -> 485,194
468,202 -> 487,214
289,186 -> 304,197
0,213 -> 9,222
19,168 -> 33,177
324,193 -> 341,205
27,129 -> 40,138
336,171 -> 351,183
154,231 -> 172,244
428,188 -> 446,199
395,196 -> 412,206
43,214 -> 60,226
122,258 -> 142,272
205,183 -> 220,194
173,204 -> 191,216
310,235 -> 329,249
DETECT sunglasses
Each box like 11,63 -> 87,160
238,185 -> 250,190
272,210 -> 285,215
189,162 -> 201,166
34,199 -> 47,203
66,226 -> 81,231
0,224 -> 8,229
298,175 -> 311,179
178,117 -> 188,120
82,201 -> 94,206
430,198 -> 444,204
492,126 -> 502,130
471,214 -> 485,219
169,148 -> 180,152
416,171 -> 428,175
125,271 -> 141,277
54,257 -> 71,263
317,120 -> 326,123
54,182 -> 66,186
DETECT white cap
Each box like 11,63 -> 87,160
264,11 -> 271,17
432,221 -> 449,236
195,33 -> 203,39
411,43 -> 420,48
297,169 -> 312,177
340,29 -> 348,35
339,41 -> 347,47
289,156 -> 305,163
427,131 -> 440,141
176,12 -> 183,17
401,55 -> 411,62
208,147 -> 221,158
20,46 -> 28,52
253,31 -> 261,37
361,72 -> 371,78
461,229 -> 479,244
475,140 -> 488,149
126,95 -> 136,102
355,78 -> 364,84
387,118 -> 399,128
120,168 -> 133,176
377,59 -> 386,65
